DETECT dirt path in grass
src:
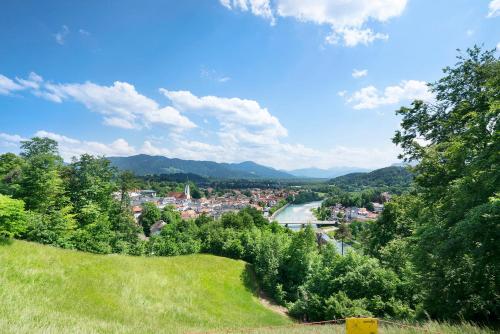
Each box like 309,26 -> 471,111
257,289 -> 289,317
244,264 -> 290,318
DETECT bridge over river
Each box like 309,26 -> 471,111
274,219 -> 337,226
272,201 -> 348,254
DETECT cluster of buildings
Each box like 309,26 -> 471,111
122,185 -> 296,222
327,202 -> 384,223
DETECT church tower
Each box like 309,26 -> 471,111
184,183 -> 191,200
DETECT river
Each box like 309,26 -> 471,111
273,201 -> 322,229
273,200 -> 350,254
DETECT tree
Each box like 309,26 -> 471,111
336,222 -> 351,256
65,154 -> 115,218
366,194 -> 421,257
117,171 -> 137,208
24,206 -> 76,248
281,225 -> 319,301
161,205 -> 181,224
139,202 -> 161,236
391,47 -> 500,321
18,138 -> 67,213
71,203 -> 113,254
0,194 -> 26,240
148,220 -> 201,256
0,153 -> 24,196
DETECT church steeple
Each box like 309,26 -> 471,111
184,183 -> 191,200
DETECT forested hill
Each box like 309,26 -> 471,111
107,154 -> 294,179
328,166 -> 413,192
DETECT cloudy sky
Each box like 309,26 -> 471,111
0,0 -> 499,170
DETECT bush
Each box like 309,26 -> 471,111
0,194 -> 27,240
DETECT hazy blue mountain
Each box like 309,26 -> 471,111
288,166 -> 371,178
107,154 -> 294,179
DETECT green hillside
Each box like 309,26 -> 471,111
329,166 -> 413,192
0,241 -> 290,334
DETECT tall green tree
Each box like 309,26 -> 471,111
392,46 -> 499,321
65,154 -> 115,218
18,137 -> 67,213
336,222 -> 351,256
281,225 -> 319,301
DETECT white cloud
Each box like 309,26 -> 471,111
352,69 -> 368,78
141,133 -> 399,170
221,0 -> 275,25
0,133 -> 26,149
160,89 -> 287,141
0,76 -> 403,169
34,130 -> 136,161
16,72 -> 44,90
43,81 -> 196,130
220,0 -> 407,46
54,25 -> 70,45
329,27 -> 388,46
0,126 -> 401,169
200,67 -> 231,83
345,80 -> 433,110
0,72 -> 197,131
497,42 -> 500,50
487,0 -> 500,17
0,75 -> 25,95
466,29 -> 474,36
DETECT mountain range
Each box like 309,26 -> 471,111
107,154 -> 404,181
107,154 -> 295,179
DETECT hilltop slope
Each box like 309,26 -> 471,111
0,241 -> 290,334
329,166 -> 413,192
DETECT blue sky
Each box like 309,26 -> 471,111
0,0 -> 499,170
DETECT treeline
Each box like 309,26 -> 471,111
289,190 -> 322,204
0,139 -> 143,254
136,177 -> 203,199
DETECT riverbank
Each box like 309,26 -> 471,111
269,203 -> 290,220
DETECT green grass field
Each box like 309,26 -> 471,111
0,241 -> 494,334
0,241 -> 290,334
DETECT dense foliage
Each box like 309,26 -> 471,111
289,191 -> 322,204
364,47 -> 499,322
329,166 -> 412,193
0,138 -> 143,254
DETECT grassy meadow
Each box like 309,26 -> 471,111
0,240 -> 290,334
0,240 -> 495,334
198,321 -> 496,334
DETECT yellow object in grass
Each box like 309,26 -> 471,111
346,317 -> 378,334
